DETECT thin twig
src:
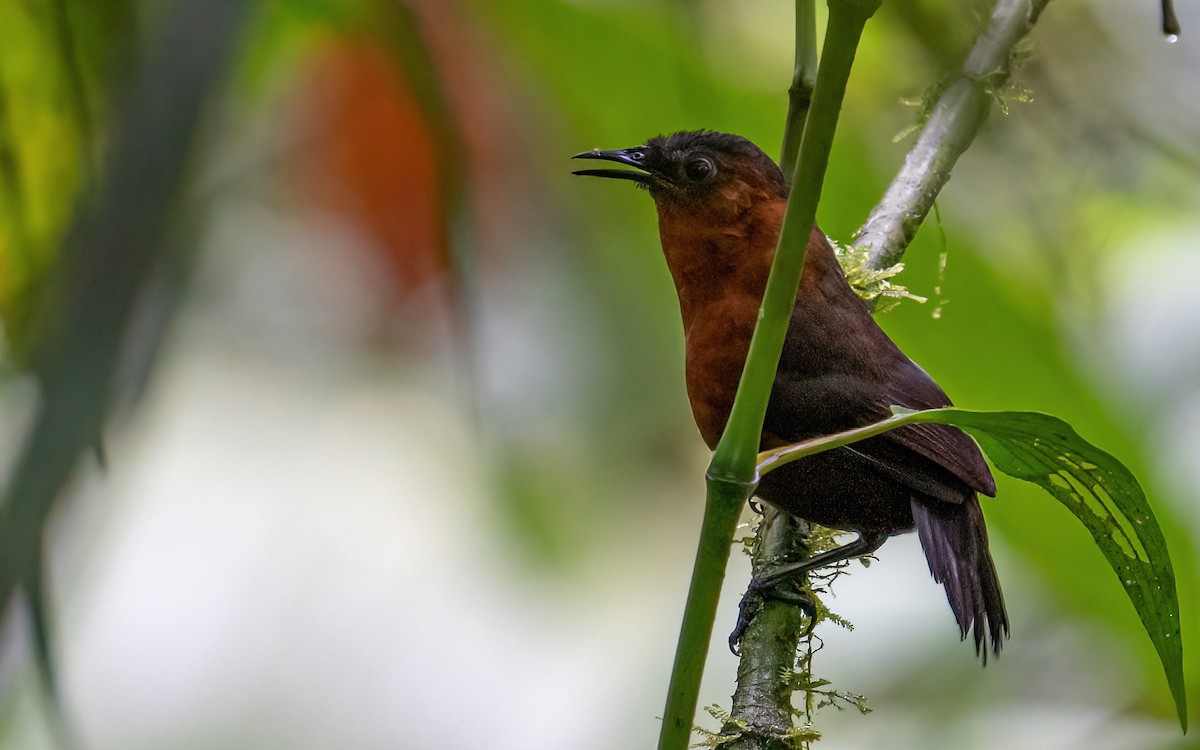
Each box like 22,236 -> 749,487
1161,0 -> 1180,38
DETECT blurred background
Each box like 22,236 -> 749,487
0,0 -> 1197,748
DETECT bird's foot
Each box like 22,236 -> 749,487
728,578 -> 818,655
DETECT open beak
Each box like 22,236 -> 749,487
572,147 -> 653,185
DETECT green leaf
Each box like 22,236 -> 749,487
756,407 -> 1187,731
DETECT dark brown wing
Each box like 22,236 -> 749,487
765,237 -> 995,503
880,358 -> 996,497
765,361 -> 994,504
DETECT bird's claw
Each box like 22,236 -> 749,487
728,586 -> 764,655
728,579 -> 818,654
794,590 -> 818,638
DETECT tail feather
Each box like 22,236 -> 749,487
912,495 -> 1009,662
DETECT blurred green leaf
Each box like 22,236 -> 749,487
0,0 -> 253,707
0,0 -> 140,368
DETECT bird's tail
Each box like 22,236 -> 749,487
912,495 -> 1009,662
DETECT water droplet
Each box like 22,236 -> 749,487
1167,33 -> 1180,43
1124,579 -> 1134,586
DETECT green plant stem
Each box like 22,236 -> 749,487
657,4 -> 879,750
658,478 -> 753,750
757,409 -> 947,475
853,0 -> 1052,271
779,0 -> 818,185
722,2 -> 820,746
710,0 -> 878,479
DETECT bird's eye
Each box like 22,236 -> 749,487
629,150 -> 646,161
684,157 -> 714,182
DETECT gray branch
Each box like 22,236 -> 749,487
854,0 -> 1052,271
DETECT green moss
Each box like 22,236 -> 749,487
832,236 -> 927,312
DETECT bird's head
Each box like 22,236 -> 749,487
573,129 -> 798,334
572,130 -> 786,216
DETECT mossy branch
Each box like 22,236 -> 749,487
853,0 -> 1052,271
718,510 -> 813,750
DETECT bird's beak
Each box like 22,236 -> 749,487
571,147 -> 653,185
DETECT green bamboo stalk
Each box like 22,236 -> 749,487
710,0 -> 880,478
720,2 -> 820,746
656,4 -> 880,749
657,477 -> 753,750
779,0 -> 819,186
